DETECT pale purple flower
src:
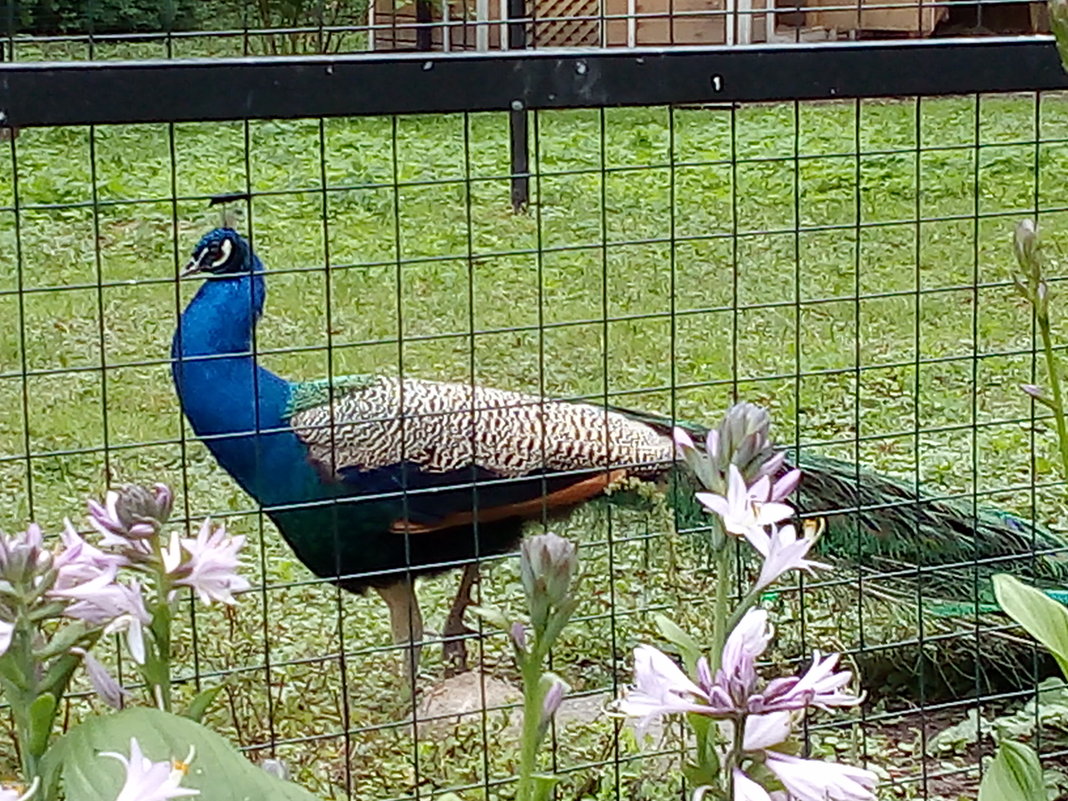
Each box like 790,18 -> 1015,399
165,521 -> 249,606
749,522 -> 830,592
673,427 -> 696,452
733,768 -> 774,801
743,711 -> 795,750
54,520 -> 127,591
540,676 -> 568,728
765,752 -> 877,801
1022,383 -> 1048,402
88,491 -> 156,545
0,619 -> 12,659
72,647 -> 127,708
0,524 -> 50,585
769,468 -> 802,501
102,738 -> 199,801
713,610 -> 861,716
696,465 -> 793,538
758,651 -> 861,714
707,608 -> 771,711
510,622 -> 528,652
615,644 -> 711,734
520,532 -> 578,609
51,573 -> 150,664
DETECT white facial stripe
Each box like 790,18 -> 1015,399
210,238 -> 233,268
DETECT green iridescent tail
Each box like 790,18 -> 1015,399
611,405 -> 1068,612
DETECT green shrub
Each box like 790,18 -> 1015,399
2,0 -> 199,35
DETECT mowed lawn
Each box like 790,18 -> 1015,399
1,93 -> 1068,798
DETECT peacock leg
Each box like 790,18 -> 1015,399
375,578 -> 424,689
442,562 -> 479,675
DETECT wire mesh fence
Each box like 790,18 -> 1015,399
0,0 -> 1054,60
3,20 -> 1068,801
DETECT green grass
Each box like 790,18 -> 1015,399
3,94 -> 1068,799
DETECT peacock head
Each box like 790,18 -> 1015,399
181,227 -> 253,278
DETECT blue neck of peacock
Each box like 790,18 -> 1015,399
172,266 -> 279,435
171,264 -> 312,505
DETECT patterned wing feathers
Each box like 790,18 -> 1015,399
289,375 -> 673,480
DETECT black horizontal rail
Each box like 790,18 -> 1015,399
1,36 -> 1067,127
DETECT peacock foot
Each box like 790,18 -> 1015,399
442,626 -> 476,677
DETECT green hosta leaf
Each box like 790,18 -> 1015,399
977,741 -> 1046,801
40,707 -> 323,801
28,692 -> 57,757
992,574 -> 1068,680
530,774 -> 560,801
184,684 -> 225,723
653,613 -> 704,675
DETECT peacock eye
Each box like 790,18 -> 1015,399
210,238 -> 233,267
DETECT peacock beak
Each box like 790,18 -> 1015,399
180,249 -> 208,278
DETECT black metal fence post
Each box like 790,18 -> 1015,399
416,0 -> 433,50
508,0 -> 529,213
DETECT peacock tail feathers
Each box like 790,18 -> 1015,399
287,374 -> 674,481
603,402 -> 1068,607
796,451 -> 1068,590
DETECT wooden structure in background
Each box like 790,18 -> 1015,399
371,0 -> 770,49
803,0 -> 946,35
603,0 -> 769,44
370,0 -> 1048,50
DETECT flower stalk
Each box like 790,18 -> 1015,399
474,533 -> 578,801
709,541 -> 732,675
0,482 -> 249,795
1014,220 -> 1068,481
617,406 -> 872,801
514,533 -> 578,801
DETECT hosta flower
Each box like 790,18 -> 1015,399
709,608 -> 772,709
743,710 -> 795,750
614,644 -> 711,733
0,524 -> 50,587
696,465 -> 793,538
163,520 -> 249,606
757,651 -> 861,714
72,647 -> 127,708
89,491 -> 155,545
765,752 -> 877,801
619,610 -> 862,724
102,737 -> 198,801
88,484 -> 173,555
539,675 -> 569,729
51,573 -> 150,664
54,520 -> 127,590
749,522 -> 830,592
520,532 -> 578,608
731,769 -> 783,801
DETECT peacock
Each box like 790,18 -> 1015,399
169,226 -> 1068,679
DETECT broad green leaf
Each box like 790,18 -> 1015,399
977,741 -> 1046,801
654,613 -> 704,675
530,773 -> 560,801
28,692 -> 57,757
40,707 -> 323,801
184,684 -> 225,723
992,574 -> 1068,680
